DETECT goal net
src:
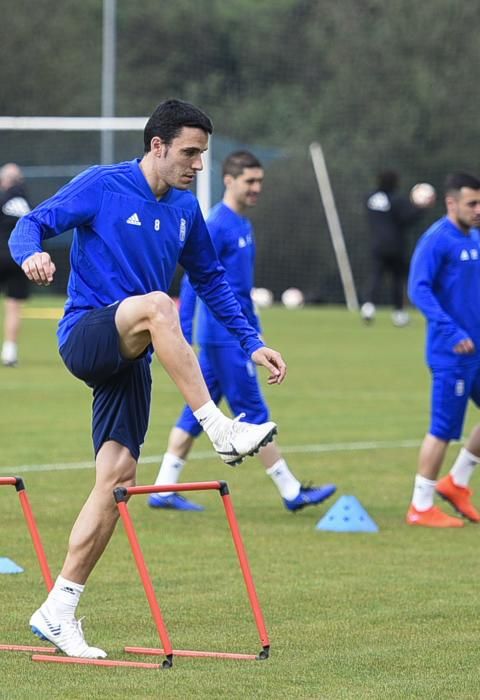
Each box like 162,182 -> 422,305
0,116 -> 357,305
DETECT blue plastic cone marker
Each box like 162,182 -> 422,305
0,557 -> 24,574
315,495 -> 379,533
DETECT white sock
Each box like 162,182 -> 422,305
154,452 -> 186,497
411,475 -> 436,511
1,340 -> 17,363
45,575 -> 84,619
193,400 -> 228,442
266,459 -> 301,500
450,448 -> 480,487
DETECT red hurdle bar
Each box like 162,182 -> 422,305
32,654 -> 162,669
33,480 -> 270,670
0,476 -> 56,655
114,495 -> 174,668
0,477 -> 53,592
17,482 -> 54,593
0,644 -> 56,654
114,480 -> 270,664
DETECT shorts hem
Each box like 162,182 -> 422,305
94,435 -> 140,462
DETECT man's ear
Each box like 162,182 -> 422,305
150,136 -> 166,157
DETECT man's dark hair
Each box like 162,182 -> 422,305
377,170 -> 399,193
144,99 -> 213,152
444,172 -> 480,195
222,150 -> 262,178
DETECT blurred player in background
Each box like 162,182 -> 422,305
149,150 -> 336,513
9,100 -> 286,658
361,170 -> 435,327
0,163 -> 31,366
407,172 -> 480,528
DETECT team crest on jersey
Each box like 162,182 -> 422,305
238,237 -> 247,248
179,218 -> 186,241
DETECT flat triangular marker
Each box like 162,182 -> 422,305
316,495 -> 379,532
0,557 -> 24,574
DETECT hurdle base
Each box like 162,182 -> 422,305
0,644 -> 57,654
257,644 -> 270,660
32,653 -> 167,669
124,645 -> 269,661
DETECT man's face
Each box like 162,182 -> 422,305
227,167 -> 264,210
447,187 -> 480,231
156,127 -> 209,190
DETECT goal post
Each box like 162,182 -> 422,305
309,141 -> 359,311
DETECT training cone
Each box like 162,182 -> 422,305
315,495 -> 379,533
0,557 -> 24,574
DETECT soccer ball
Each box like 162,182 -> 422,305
360,302 -> 376,324
251,287 -> 273,309
391,310 -> 410,327
410,182 -> 436,208
281,287 -> 304,309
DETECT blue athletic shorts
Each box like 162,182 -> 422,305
59,303 -> 152,460
176,344 -> 269,437
430,364 -> 480,440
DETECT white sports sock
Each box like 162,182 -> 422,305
266,459 -> 301,500
411,474 -> 436,511
193,400 -> 228,442
1,341 -> 17,364
45,575 -> 84,619
154,452 -> 186,497
450,448 -> 480,487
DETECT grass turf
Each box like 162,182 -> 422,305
1,298 -> 479,699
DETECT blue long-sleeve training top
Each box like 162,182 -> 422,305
9,159 -> 263,357
179,201 -> 261,346
408,216 -> 480,368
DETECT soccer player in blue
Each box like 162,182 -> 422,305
407,172 -> 480,528
8,101 -> 286,658
148,151 -> 336,513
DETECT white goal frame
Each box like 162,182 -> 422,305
0,116 -> 211,216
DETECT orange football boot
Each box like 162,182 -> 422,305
406,504 -> 464,528
436,474 -> 480,523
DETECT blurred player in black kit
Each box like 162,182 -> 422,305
0,163 -> 31,365
361,170 -> 435,327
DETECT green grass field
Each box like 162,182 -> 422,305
1,298 -> 479,699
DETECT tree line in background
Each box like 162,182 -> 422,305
2,0 -> 479,301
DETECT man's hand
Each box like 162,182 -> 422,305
453,338 -> 475,354
22,252 -> 56,286
251,346 -> 287,384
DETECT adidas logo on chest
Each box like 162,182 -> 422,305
126,212 -> 142,226
460,248 -> 479,261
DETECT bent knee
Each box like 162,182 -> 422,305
144,291 -> 177,319
145,291 -> 179,331
116,292 -> 179,339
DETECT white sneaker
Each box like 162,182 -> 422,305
360,302 -> 376,324
1,358 -> 17,367
213,414 -> 277,466
30,606 -> 107,658
1,341 -> 18,366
